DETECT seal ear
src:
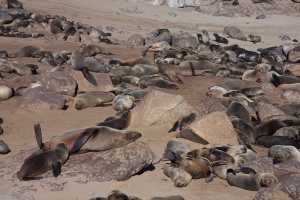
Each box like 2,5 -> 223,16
52,162 -> 62,177
70,128 -> 99,154
34,123 -> 44,149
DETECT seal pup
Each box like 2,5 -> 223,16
0,140 -> 10,154
213,33 -> 228,44
112,94 -> 135,111
96,110 -> 131,130
230,116 -> 256,144
168,113 -> 199,132
8,46 -> 44,58
34,123 -> 142,154
82,44 -> 112,57
162,139 -> 191,159
74,91 -> 115,110
0,85 -> 13,101
163,163 -> 192,187
248,34 -> 261,44
50,18 -> 63,34
242,68 -> 263,82
226,170 -> 278,191
211,161 -> 237,180
226,99 -> 252,125
163,149 -> 213,181
233,149 -> 256,167
272,145 -> 300,164
17,143 -> 69,180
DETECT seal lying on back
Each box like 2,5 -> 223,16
34,123 -> 142,154
17,143 -> 69,180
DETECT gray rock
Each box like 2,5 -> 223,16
223,26 -> 247,41
0,194 -> 35,200
0,11 -> 13,25
257,102 -> 286,121
130,89 -> 195,127
64,66 -> 114,94
194,0 -> 217,6
17,87 -> 66,110
145,32 -> 172,46
177,111 -> 239,145
243,156 -> 300,180
195,97 -> 227,116
127,34 -> 145,46
167,0 -> 184,8
119,5 -> 138,13
40,71 -> 77,97
254,174 -> 300,200
172,33 -> 198,50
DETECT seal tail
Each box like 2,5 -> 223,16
34,123 -> 44,149
189,61 -> 196,76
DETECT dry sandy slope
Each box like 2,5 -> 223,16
0,0 -> 298,199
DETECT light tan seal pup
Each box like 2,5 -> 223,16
34,123 -> 142,154
17,143 -> 69,180
74,91 -> 115,110
0,85 -> 13,101
163,163 -> 192,187
226,170 -> 278,191
8,46 -> 44,58
112,94 -> 135,111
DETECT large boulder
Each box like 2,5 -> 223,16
223,26 -> 247,41
130,90 -> 195,127
254,174 -> 300,200
258,102 -> 286,122
127,34 -> 145,46
17,87 -> 66,110
40,71 -> 77,97
177,112 -> 239,145
243,156 -> 300,180
64,66 -> 114,93
167,0 -> 184,8
172,33 -> 198,50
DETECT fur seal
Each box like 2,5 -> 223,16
17,143 -> 69,180
96,110 -> 131,130
112,94 -> 135,111
82,44 -> 112,57
163,149 -> 213,181
122,76 -> 140,86
211,161 -> 237,180
230,45 -> 261,63
226,99 -> 252,125
8,46 -> 44,58
256,135 -> 300,148
276,103 -> 300,117
70,44 -> 110,83
0,85 -> 13,101
272,145 -> 300,164
213,33 -> 228,44
239,87 -> 264,97
168,113 -> 199,132
7,0 -> 23,8
233,149 -> 256,167
163,163 -> 192,188
242,68 -> 263,82
273,127 -> 299,140
140,79 -> 178,90
74,91 -> 115,110
226,170 -> 278,191
50,18 -> 63,34
207,144 -> 247,157
163,139 -> 191,158
230,116 -> 256,144
187,148 -> 235,163
0,140 -> 10,154
248,34 -> 261,44
126,89 -> 148,101
254,120 -> 287,139
34,123 -> 142,154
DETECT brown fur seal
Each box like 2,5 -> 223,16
112,94 -> 135,111
242,68 -> 263,82
8,46 -> 44,58
74,91 -> 115,110
122,76 -> 140,86
272,145 -> 300,164
207,144 -> 247,157
17,143 -> 69,180
256,135 -> 300,148
163,149 -> 213,181
254,120 -> 288,139
0,85 -> 13,101
187,148 -> 235,163
163,163 -> 192,187
273,127 -> 299,140
70,44 -> 110,83
34,123 -> 141,154
96,110 -> 131,130
168,112 -> 199,132
230,116 -> 256,144
226,99 -> 252,125
226,170 -> 278,191
211,161 -> 237,180
140,79 -> 178,90
233,149 -> 256,167
82,44 -> 112,57
0,140 -> 10,154
163,139 -> 191,159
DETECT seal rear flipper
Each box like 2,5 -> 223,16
168,121 -> 179,133
271,73 -> 281,87
70,128 -> 99,154
189,61 -> 196,76
82,68 -> 97,86
34,123 -> 44,149
205,174 -> 216,183
52,162 -> 62,177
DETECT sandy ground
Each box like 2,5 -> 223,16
0,0 -> 299,199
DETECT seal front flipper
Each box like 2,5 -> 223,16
82,68 -> 97,86
34,123 -> 44,149
70,128 -> 99,154
168,121 -> 179,133
52,161 -> 62,177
